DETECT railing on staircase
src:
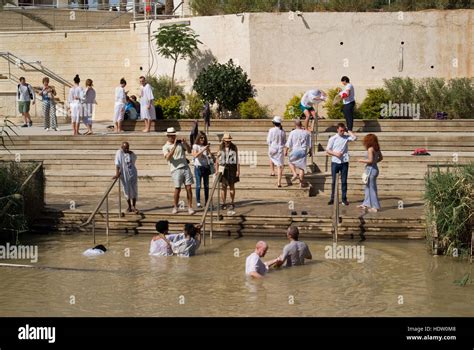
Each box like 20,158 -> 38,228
0,51 -> 73,118
79,177 -> 122,246
199,168 -> 223,246
331,172 -> 340,242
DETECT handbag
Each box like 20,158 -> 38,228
362,168 -> 371,184
205,153 -> 215,175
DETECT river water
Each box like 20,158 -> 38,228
0,233 -> 472,317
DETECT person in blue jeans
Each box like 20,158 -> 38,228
326,123 -> 357,205
192,131 -> 213,208
338,76 -> 355,131
358,134 -> 383,212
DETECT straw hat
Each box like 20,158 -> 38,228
222,132 -> 232,141
166,127 -> 176,135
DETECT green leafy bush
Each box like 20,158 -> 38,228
184,92 -> 204,119
383,77 -> 474,119
425,163 -> 473,256
146,75 -> 184,100
359,88 -> 390,119
238,98 -> 269,119
446,78 -> 474,119
190,0 -> 472,15
156,95 -> 183,119
324,88 -> 344,119
193,59 -> 255,114
283,94 -> 303,120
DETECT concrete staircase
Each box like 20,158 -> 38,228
1,119 -> 472,239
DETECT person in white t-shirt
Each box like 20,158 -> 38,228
245,241 -> 279,278
149,220 -> 174,256
17,76 -> 36,128
83,244 -> 107,257
326,122 -> 357,206
300,89 -> 327,130
192,131 -> 214,208
338,76 -> 355,131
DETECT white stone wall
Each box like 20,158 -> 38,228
0,10 -> 472,120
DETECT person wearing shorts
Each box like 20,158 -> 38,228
300,89 -> 327,130
163,127 -> 195,215
17,77 -> 35,128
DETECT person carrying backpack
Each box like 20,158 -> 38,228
17,77 -> 35,128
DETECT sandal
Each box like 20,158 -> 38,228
127,208 -> 133,213
270,173 -> 275,177
133,208 -> 140,214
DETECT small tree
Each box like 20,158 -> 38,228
154,24 -> 202,94
193,59 -> 255,115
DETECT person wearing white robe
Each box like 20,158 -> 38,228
114,142 -> 139,213
267,116 -> 286,188
285,119 -> 311,187
68,74 -> 84,136
114,78 -> 127,133
139,76 -> 156,133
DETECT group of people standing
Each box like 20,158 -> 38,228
113,127 -> 241,216
17,75 -> 156,135
268,76 -> 382,212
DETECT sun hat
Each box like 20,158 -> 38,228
272,116 -> 282,124
166,127 -> 176,135
222,132 -> 232,141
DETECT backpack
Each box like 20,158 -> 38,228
17,84 -> 34,100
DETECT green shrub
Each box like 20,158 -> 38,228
446,78 -> 474,119
384,77 -> 474,119
238,98 -> 269,119
193,59 -> 255,114
324,88 -> 344,119
283,94 -> 303,120
183,92 -> 204,119
425,163 -> 473,256
146,75 -> 184,100
156,95 -> 183,119
383,77 -> 417,105
190,0 -> 472,15
359,88 -> 390,119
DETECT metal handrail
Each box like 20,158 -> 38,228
79,177 -> 122,246
199,169 -> 223,246
426,163 -> 468,178
0,51 -> 73,88
332,172 -> 340,242
0,161 -> 43,219
95,6 -> 133,29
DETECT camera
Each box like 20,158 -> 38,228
176,139 -> 182,144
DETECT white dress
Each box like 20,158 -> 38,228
286,128 -> 311,170
68,86 -> 83,123
115,149 -> 138,200
113,86 -> 126,123
267,126 -> 286,167
140,83 -> 156,120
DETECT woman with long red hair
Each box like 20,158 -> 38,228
357,133 -> 383,212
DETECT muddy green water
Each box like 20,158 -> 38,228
0,234 -> 472,316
